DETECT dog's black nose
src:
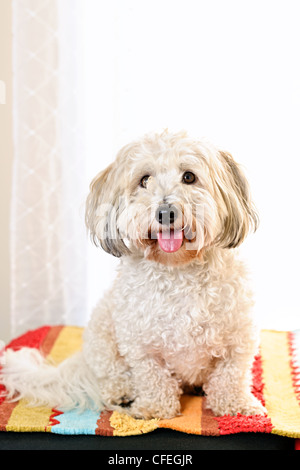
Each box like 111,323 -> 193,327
155,204 -> 178,225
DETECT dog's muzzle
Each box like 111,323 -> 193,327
154,204 -> 183,253
155,204 -> 178,226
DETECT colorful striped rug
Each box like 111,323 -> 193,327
0,325 -> 300,439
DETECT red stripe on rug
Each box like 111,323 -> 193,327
216,413 -> 273,435
95,410 -> 114,436
201,397 -> 220,436
287,332 -> 300,405
251,353 -> 266,406
6,326 -> 52,351
214,352 -> 272,435
48,408 -> 64,428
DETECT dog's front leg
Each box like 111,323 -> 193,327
203,353 -> 266,417
125,356 -> 182,420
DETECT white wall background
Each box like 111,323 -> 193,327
82,0 -> 300,331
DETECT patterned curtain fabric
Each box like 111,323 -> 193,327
11,0 -> 88,336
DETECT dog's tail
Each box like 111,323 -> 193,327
0,347 -> 103,410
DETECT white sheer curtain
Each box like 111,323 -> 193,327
11,0 -> 88,336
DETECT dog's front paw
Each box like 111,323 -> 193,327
236,395 -> 267,416
206,393 -> 267,417
99,373 -> 134,410
126,395 -> 181,420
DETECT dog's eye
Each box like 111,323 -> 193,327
140,175 -> 150,188
182,171 -> 196,184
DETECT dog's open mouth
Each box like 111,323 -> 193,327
157,229 -> 183,253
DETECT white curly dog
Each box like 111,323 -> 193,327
0,130 -> 266,419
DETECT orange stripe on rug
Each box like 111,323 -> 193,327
0,402 -> 17,431
200,397 -> 220,436
158,394 -> 203,434
95,410 -> 114,436
41,325 -> 65,357
260,330 -> 300,438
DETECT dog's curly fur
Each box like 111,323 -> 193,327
0,130 -> 266,418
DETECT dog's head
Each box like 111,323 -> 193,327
86,130 -> 258,266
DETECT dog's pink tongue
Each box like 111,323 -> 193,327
157,230 -> 183,253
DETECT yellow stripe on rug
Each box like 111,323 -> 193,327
5,400 -> 53,433
260,330 -> 300,438
48,326 -> 83,364
110,410 -> 159,436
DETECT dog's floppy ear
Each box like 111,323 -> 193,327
215,150 -> 259,248
85,162 -> 130,257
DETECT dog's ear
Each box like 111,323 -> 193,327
85,162 -> 130,257
215,150 -> 259,248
